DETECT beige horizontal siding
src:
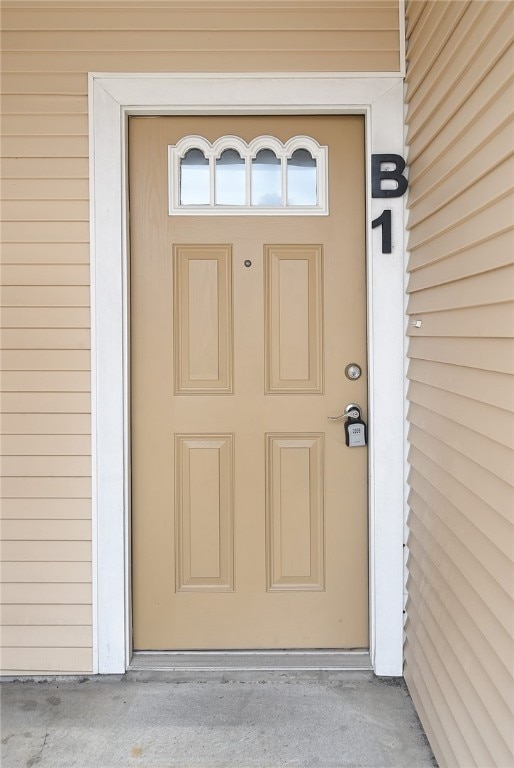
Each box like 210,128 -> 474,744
0,648 -> 92,674
0,625 -> 92,647
0,135 -> 92,681
0,498 -> 91,519
408,457 -> 512,562
1,265 -> 92,285
1,414 -> 91,434
407,230 -> 514,291
1,2 -> 398,33
1,329 -> 91,349
1,158 -> 89,179
0,1 -> 400,675
0,245 -> 91,265
408,263 -> 514,313
1,583 -> 92,605
2,222 -> 91,243
0,1 -> 400,73
0,561 -> 91,582
1,520 -> 92,540
409,406 -> 512,487
1,542 -> 92,561
1,72 -> 89,94
2,29 -> 399,52
408,432 -> 511,523
408,337 -> 514,375
0,70 -> 91,676
406,3 -> 512,129
408,381 -> 514,450
408,196 -> 514,273
1,436 -> 91,455
407,65 -> 514,181
2,179 -> 90,199
1,604 -> 91,625
404,2 -> 514,767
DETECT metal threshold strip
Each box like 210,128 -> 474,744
129,650 -> 372,672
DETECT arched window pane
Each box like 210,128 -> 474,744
287,149 -> 317,206
180,148 -> 210,205
251,149 -> 281,207
215,149 -> 246,206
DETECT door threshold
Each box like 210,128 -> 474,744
129,650 -> 372,672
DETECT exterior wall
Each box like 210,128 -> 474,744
0,1 -> 401,675
404,2 -> 514,767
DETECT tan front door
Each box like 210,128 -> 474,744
129,115 -> 368,650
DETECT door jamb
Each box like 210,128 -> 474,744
89,73 -> 406,677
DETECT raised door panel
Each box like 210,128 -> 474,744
266,434 -> 325,591
265,245 -> 323,393
175,434 -> 234,592
173,244 -> 233,394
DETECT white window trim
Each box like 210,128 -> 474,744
89,72 -> 406,677
169,134 -> 328,215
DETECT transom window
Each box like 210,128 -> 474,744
168,135 -> 328,215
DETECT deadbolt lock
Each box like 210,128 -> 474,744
345,363 -> 362,380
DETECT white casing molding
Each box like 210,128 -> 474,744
89,73 -> 406,677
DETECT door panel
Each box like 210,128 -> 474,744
175,434 -> 234,592
173,245 -> 233,394
265,245 -> 323,393
129,115 -> 368,650
266,433 -> 325,591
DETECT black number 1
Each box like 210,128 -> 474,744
372,209 -> 392,254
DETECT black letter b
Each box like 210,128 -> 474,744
372,154 -> 408,198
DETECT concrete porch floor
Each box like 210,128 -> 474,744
1,673 -> 437,768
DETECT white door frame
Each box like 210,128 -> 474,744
89,72 -> 406,676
